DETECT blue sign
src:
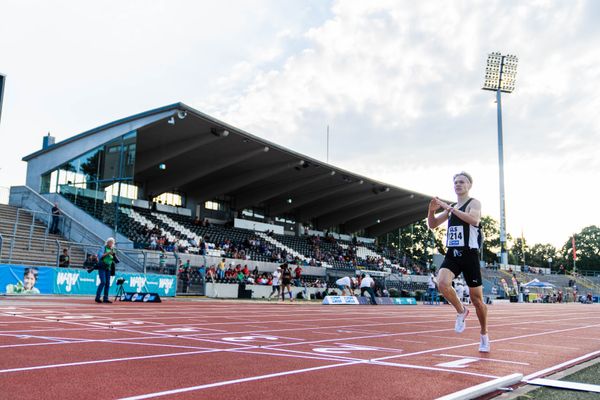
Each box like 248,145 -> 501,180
322,295 -> 359,305
1,264 -> 176,297
376,297 -> 417,305
53,269 -> 176,297
1,265 -> 54,295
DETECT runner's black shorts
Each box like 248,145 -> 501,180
282,278 -> 291,286
440,248 -> 482,287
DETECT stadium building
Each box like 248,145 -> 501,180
7,102 -> 436,296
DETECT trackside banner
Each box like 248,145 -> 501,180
322,295 -> 417,305
0,264 -> 176,297
1,265 -> 54,295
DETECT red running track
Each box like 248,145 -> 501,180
0,298 -> 599,400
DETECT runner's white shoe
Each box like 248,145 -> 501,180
479,334 -> 490,353
454,307 -> 469,333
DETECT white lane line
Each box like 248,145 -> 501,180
437,354 -> 530,366
372,322 -> 600,362
428,335 -> 473,342
523,349 -> 600,380
371,359 -> 499,379
394,339 -> 427,344
494,348 -> 539,355
117,362 -> 362,400
511,342 -> 580,350
117,357 -> 498,400
0,349 -> 222,374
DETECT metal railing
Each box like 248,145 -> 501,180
0,230 -> 178,276
8,186 -> 145,272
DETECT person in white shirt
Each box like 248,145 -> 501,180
427,272 -> 439,305
268,267 -> 281,301
359,273 -> 377,305
455,280 -> 465,303
335,276 -> 355,296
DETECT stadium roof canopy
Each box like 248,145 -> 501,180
24,103 -> 435,237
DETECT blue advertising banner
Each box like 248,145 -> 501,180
1,265 -> 54,295
53,268 -> 176,297
1,264 -> 176,297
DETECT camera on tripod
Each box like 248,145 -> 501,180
114,277 -> 126,301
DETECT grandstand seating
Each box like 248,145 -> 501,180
58,192 -> 418,272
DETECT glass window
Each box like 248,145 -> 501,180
155,192 -> 182,207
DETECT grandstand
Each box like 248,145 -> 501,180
2,102 -> 596,302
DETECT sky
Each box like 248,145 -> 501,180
1,0 -> 599,248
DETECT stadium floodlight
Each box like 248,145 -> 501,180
482,53 -> 518,93
0,73 -> 5,125
482,52 -> 518,267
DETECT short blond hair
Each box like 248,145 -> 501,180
453,172 -> 473,184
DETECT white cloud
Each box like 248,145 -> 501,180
1,0 -> 598,248
196,0 -> 600,246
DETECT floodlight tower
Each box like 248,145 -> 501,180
482,52 -> 518,267
0,73 -> 6,125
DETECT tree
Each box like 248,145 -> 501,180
510,237 -> 528,266
480,216 -> 500,263
528,243 -> 558,269
381,219 -> 445,264
560,226 -> 600,272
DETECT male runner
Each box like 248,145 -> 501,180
427,172 -> 489,352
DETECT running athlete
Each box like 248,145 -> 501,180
427,172 -> 489,353
280,264 -> 294,302
267,266 -> 281,301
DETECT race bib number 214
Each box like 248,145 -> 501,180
447,226 -> 464,247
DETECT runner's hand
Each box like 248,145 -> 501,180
434,197 -> 452,211
428,199 -> 441,213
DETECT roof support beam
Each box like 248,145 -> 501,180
269,180 -> 364,216
299,189 -> 393,225
135,134 -> 222,174
151,146 -> 269,191
344,203 -> 425,232
189,160 -> 303,201
317,194 -> 412,228
366,209 -> 428,237
235,170 -> 336,210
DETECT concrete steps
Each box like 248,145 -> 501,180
0,204 -> 87,268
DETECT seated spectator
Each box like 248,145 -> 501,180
59,249 -> 70,268
236,271 -> 245,282
84,253 -> 98,272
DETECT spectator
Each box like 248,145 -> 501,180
427,272 -> 438,305
84,253 -> 98,272
217,258 -> 226,279
50,203 -> 61,234
294,265 -> 302,287
159,252 -> 166,273
59,248 -> 70,268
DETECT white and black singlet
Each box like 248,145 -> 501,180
440,198 -> 482,287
